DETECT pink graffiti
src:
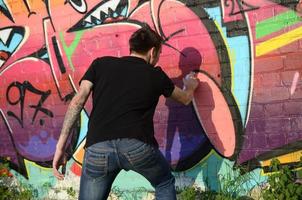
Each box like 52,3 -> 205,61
0,0 -> 48,69
222,0 -> 260,24
291,72 -> 300,96
237,1 -> 302,165
45,0 -> 238,167
0,58 -> 76,162
0,0 -> 241,173
2,0 -> 301,174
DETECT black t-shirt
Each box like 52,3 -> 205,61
80,56 -> 175,148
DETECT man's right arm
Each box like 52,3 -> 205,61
52,80 -> 93,180
169,72 -> 199,105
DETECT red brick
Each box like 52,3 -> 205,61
254,119 -> 266,132
284,52 -> 302,70
281,70 -> 301,87
240,135 -> 253,149
251,133 -> 267,149
298,39 -> 302,50
290,117 -> 302,132
284,101 -> 302,115
287,131 -> 302,143
52,104 -> 69,117
290,86 -> 302,100
254,55 -> 284,73
264,118 -> 291,133
264,103 -> 283,117
253,87 -> 290,103
267,133 -> 286,149
254,72 -> 281,88
279,41 -> 300,54
247,104 -> 264,119
245,121 -> 255,133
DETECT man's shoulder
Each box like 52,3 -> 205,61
91,56 -> 120,68
153,66 -> 165,73
96,56 -> 119,62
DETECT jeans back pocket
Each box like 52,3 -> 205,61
84,149 -> 108,179
126,143 -> 157,169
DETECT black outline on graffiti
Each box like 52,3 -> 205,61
51,36 -> 67,74
194,69 -> 244,161
42,18 -> 76,102
241,140 -> 302,171
0,56 -> 80,177
177,0 -> 249,168
22,0 -> 37,17
6,81 -> 54,128
224,0 -> 259,16
0,110 -> 28,178
67,0 -> 129,32
65,0 -> 88,14
0,27 -> 25,68
45,0 -> 57,32
270,0 -> 301,11
0,1 -> 14,22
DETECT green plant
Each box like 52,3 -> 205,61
0,180 -> 35,200
177,161 -> 263,200
110,187 -> 154,200
110,186 -> 124,198
66,186 -> 76,198
122,188 -> 151,200
217,162 -> 262,199
178,186 -> 201,200
0,159 -> 36,200
262,158 -> 302,200
178,187 -> 242,200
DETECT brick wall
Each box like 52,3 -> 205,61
0,0 -> 301,198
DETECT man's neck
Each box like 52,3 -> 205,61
130,53 -> 149,63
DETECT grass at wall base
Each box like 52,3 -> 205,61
177,161 -> 260,200
1,157 -> 302,199
178,158 -> 302,200
0,160 -> 36,200
261,158 -> 302,200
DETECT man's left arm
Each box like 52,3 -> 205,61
52,80 -> 93,180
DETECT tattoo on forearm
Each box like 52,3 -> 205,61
60,101 -> 82,136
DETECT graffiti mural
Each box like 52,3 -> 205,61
0,0 -> 302,197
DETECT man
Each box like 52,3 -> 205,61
53,26 -> 199,200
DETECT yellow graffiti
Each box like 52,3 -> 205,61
261,150 -> 302,167
24,159 -> 52,178
214,20 -> 235,91
256,26 -> 302,57
213,20 -> 242,116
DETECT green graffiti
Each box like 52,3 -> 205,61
59,30 -> 85,71
256,10 -> 302,39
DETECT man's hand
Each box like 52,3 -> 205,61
52,147 -> 67,180
183,72 -> 199,91
170,72 -> 200,105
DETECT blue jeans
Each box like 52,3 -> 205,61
79,138 -> 176,200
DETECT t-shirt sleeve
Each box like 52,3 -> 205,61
156,67 -> 175,97
79,59 -> 98,85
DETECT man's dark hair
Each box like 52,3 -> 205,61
129,24 -> 163,54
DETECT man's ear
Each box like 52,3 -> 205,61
150,47 -> 156,58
